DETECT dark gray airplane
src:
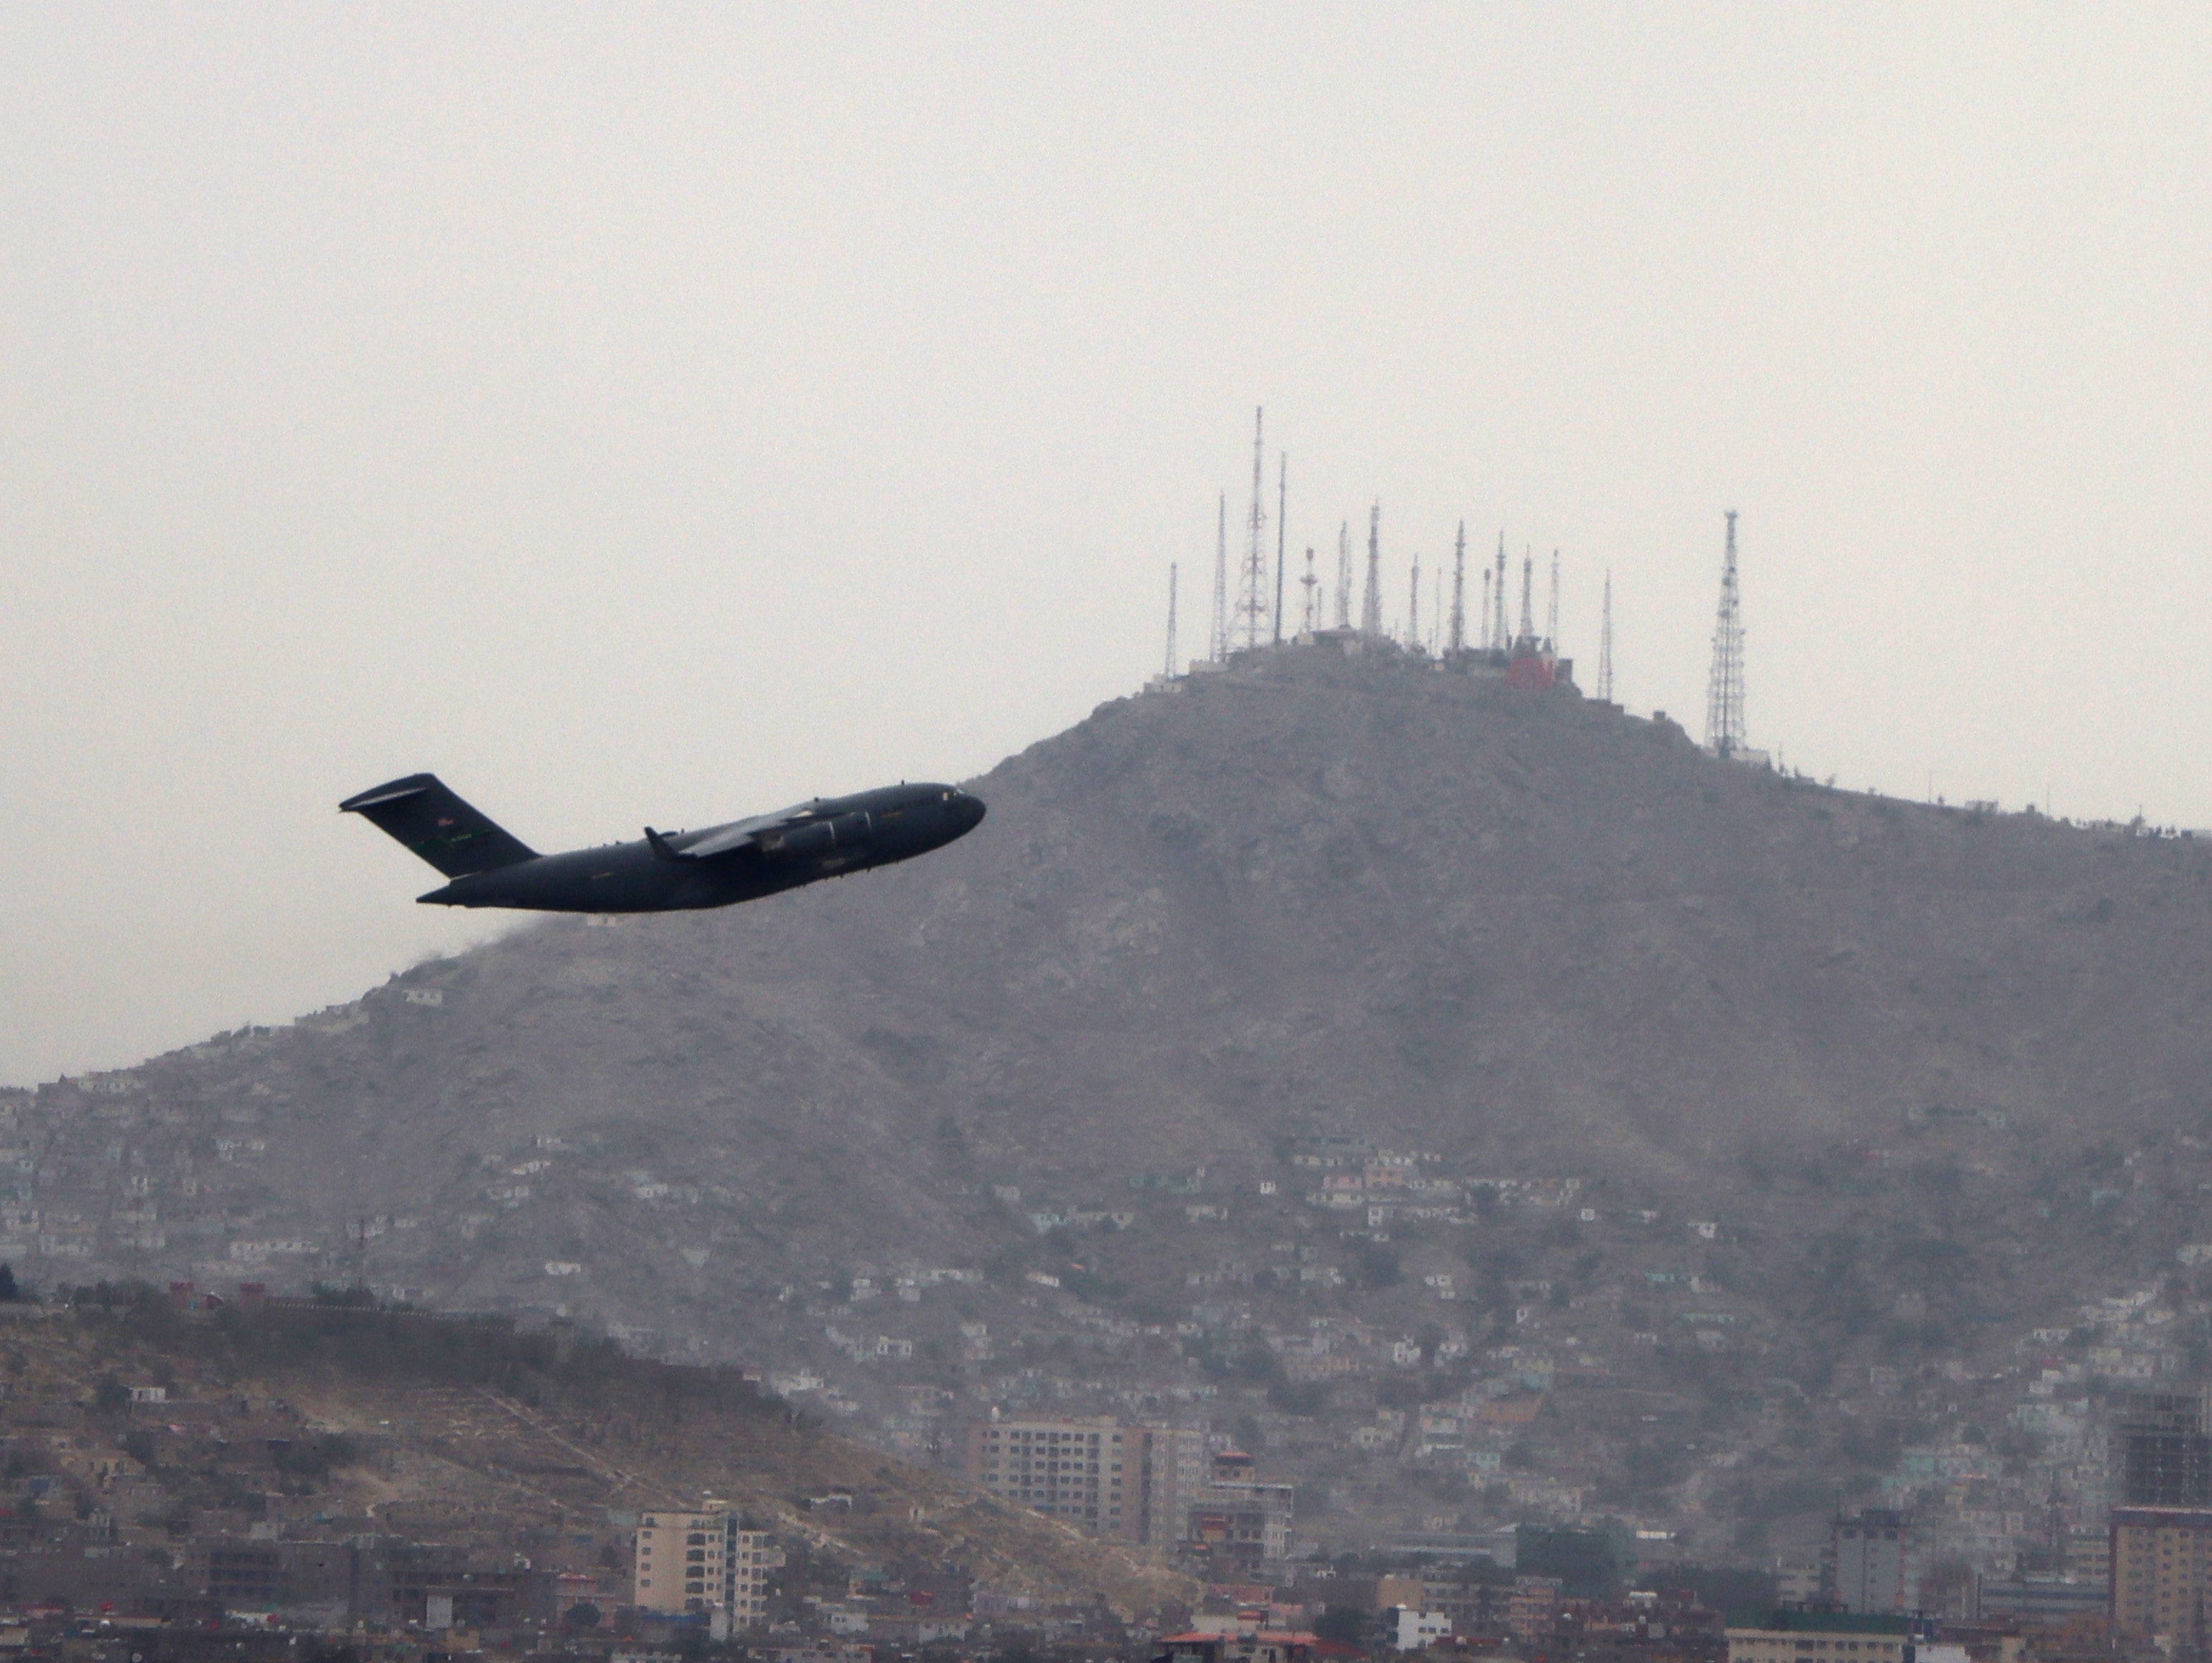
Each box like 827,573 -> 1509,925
340,773 -> 985,913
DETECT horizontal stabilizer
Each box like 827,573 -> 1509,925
339,773 -> 538,878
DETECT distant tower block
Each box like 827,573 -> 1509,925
1598,569 -> 1614,704
1360,504 -> 1384,637
1546,550 -> 1560,648
1703,509 -> 1747,757
1408,550 -> 1421,651
1335,522 -> 1352,630
1211,492 -> 1229,662
1300,547 -> 1319,634
1165,562 -> 1179,678
1448,522 -> 1467,654
1236,408 -> 1269,651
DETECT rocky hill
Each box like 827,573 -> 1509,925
0,1293 -> 1191,1614
15,640 -> 2212,1565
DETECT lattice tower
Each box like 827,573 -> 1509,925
1703,509 -> 1746,756
1546,550 -> 1559,648
1598,569 -> 1614,704
1449,522 -> 1466,653
1335,522 -> 1352,629
1165,562 -> 1179,677
1300,547 -> 1319,633
1211,493 -> 1228,662
1493,533 -> 1508,648
1360,503 -> 1385,636
1518,549 -> 1534,642
1273,454 -> 1287,644
1236,408 -> 1269,651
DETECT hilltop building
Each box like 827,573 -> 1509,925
633,1505 -> 782,1624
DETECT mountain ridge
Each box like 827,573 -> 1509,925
13,643 -> 2212,1558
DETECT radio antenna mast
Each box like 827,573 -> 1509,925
1704,510 -> 1747,756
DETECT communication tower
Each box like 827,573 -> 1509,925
1332,527 -> 1348,629
1448,522 -> 1466,653
1493,534 -> 1508,648
1300,547 -> 1319,633
1211,494 -> 1229,662
1408,550 -> 1421,651
1236,408 -> 1269,651
1273,455 -> 1287,645
1597,570 -> 1613,704
1546,550 -> 1560,649
1165,562 -> 1179,678
1360,504 -> 1384,637
1481,568 -> 1493,651
1518,549 -> 1534,643
1703,510 -> 1746,757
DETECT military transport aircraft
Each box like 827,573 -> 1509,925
340,772 -> 985,913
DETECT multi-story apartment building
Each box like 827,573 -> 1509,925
633,1506 -> 783,1622
1186,1448 -> 1294,1573
963,1415 -> 1208,1545
2110,1505 -> 2212,1646
1828,1510 -> 1915,1614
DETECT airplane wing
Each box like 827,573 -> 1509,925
658,802 -> 820,860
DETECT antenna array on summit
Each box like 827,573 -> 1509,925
1158,413 -> 1771,767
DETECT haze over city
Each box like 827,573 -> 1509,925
16,12 -> 2212,1658
4,5 -> 2208,1083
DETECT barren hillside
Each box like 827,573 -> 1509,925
16,643 -> 2212,1557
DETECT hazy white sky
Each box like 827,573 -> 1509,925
4,6 -> 2208,1085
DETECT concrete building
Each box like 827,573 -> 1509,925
964,1414 -> 1206,1545
1727,1612 -> 1918,1663
1186,1448 -> 1295,1573
632,1506 -> 782,1622
1975,1576 -> 2109,1623
1391,1608 -> 1451,1649
2110,1504 -> 2212,1646
1829,1510 -> 1915,1614
2116,1394 -> 2212,1508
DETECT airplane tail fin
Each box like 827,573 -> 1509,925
339,773 -> 538,878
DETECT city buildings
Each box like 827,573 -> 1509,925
1186,1447 -> 1295,1573
632,1505 -> 783,1622
1829,1510 -> 1915,1615
963,1413 -> 1207,1545
2115,1394 -> 2212,1507
1726,1611 -> 1920,1663
2109,1504 -> 2212,1646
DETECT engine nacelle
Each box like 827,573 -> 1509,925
763,811 -> 870,860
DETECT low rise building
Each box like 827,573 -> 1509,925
1727,1611 -> 1920,1663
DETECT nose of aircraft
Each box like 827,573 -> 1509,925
956,791 -> 986,830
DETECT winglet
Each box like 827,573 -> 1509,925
644,826 -> 682,862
